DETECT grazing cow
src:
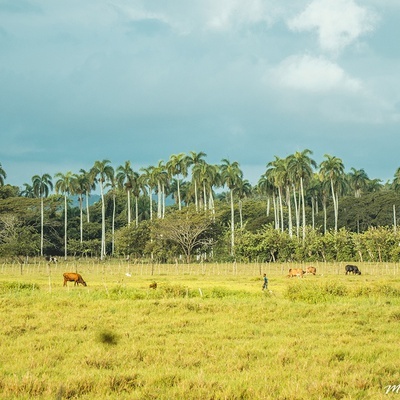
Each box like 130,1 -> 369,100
306,266 -> 317,275
45,256 -> 58,263
345,265 -> 361,275
63,272 -> 87,287
288,268 -> 305,278
149,282 -> 157,289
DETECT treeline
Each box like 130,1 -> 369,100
1,150 -> 400,263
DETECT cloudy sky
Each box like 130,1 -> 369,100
1,0 -> 400,189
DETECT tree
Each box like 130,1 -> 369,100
91,160 -> 114,259
0,162 -> 6,186
79,169 -> 96,223
154,211 -> 214,263
72,172 -> 90,243
116,161 -> 137,226
348,168 -> 369,198
187,151 -> 207,212
32,173 -> 53,257
319,154 -> 345,233
288,149 -> 317,242
166,153 -> 188,211
55,171 -> 75,260
234,179 -> 252,229
220,158 -> 243,257
21,183 -> 35,198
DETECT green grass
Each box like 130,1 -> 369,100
0,261 -> 400,399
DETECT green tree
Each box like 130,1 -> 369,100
320,154 -> 345,233
187,151 -> 207,212
220,159 -> 243,257
91,160 -> 114,260
55,171 -> 75,260
166,153 -> 188,211
0,162 -> 6,186
32,173 -> 53,257
116,161 -> 137,226
288,149 -> 317,242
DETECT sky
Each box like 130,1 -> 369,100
1,0 -> 400,190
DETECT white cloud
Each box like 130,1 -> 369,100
267,54 -> 363,93
288,0 -> 378,54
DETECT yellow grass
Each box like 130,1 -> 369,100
0,260 -> 400,399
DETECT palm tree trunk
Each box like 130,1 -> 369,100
292,184 -> 300,238
286,185 -> 293,238
278,186 -> 284,232
127,190 -> 131,226
230,190 -> 235,256
85,190 -> 90,223
112,192 -> 116,255
79,194 -> 83,243
177,177 -> 182,211
330,179 -> 338,232
300,177 -> 306,242
194,180 -> 198,212
40,197 -> 44,257
100,183 -> 106,260
64,194 -> 67,261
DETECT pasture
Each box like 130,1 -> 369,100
1,260 -> 400,399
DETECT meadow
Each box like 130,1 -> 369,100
1,260 -> 400,399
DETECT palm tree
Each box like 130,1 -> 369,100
116,161 -> 137,226
266,156 -> 286,232
32,174 -> 53,257
348,168 -> 369,198
21,183 -> 35,198
187,151 -> 207,212
319,154 -> 345,233
72,172 -> 89,243
288,149 -> 317,241
55,171 -> 75,260
106,169 -> 117,255
91,160 -> 114,259
220,159 -> 243,257
166,153 -> 188,211
257,173 -> 274,218
140,166 -> 156,221
79,169 -> 96,223
234,179 -> 252,228
0,162 -> 6,186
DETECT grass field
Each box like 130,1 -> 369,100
1,260 -> 400,399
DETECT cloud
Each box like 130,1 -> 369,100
267,54 -> 362,93
288,0 -> 378,54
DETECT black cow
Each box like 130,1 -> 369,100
345,265 -> 361,275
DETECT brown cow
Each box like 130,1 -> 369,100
63,272 -> 87,287
288,268 -> 305,278
306,266 -> 317,275
149,282 -> 157,289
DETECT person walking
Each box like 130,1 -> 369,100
262,273 -> 268,291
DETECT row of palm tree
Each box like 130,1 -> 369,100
1,151 -> 399,258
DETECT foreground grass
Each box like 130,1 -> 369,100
0,262 -> 400,399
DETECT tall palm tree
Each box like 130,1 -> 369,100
79,169 -> 96,223
55,171 -> 75,260
288,149 -> 317,241
166,153 -> 188,211
0,162 -> 6,186
266,156 -> 286,232
234,179 -> 252,229
348,168 -> 369,198
72,172 -> 89,243
21,183 -> 35,198
116,161 -> 137,226
106,170 -> 117,255
90,160 -> 114,259
140,166 -> 156,221
220,159 -> 243,257
187,151 -> 207,212
32,174 -> 53,257
257,173 -> 274,218
319,154 -> 345,233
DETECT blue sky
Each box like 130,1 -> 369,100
1,0 -> 400,189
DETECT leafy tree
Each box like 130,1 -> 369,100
153,211 -> 215,263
